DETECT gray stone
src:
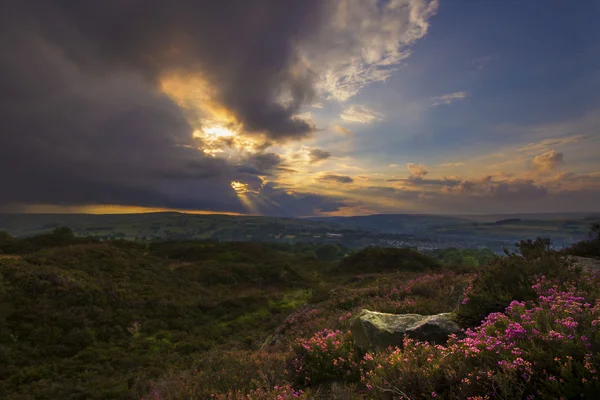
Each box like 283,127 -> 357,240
570,256 -> 600,272
350,309 -> 461,351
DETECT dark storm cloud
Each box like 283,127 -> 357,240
0,29 -> 243,212
241,153 -> 284,175
0,0 -> 330,214
15,0 -> 324,140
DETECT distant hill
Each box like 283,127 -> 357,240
1,212 -> 598,251
306,214 -> 472,234
0,213 -> 354,241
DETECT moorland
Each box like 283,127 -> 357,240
1,223 -> 599,399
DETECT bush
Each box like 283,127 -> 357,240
425,248 -> 497,267
289,329 -> 360,385
140,350 -> 296,399
363,273 -> 600,399
456,238 -> 583,327
335,247 -> 440,274
329,272 -> 472,316
564,223 -> 600,258
316,244 -> 342,261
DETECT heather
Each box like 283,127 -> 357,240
364,272 -> 600,399
1,226 -> 599,399
143,229 -> 598,400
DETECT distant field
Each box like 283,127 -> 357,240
0,213 -> 355,243
0,212 -> 598,249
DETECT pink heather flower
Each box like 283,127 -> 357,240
432,392 -> 437,397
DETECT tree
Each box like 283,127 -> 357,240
315,244 -> 340,261
589,223 -> 600,241
53,226 -> 74,237
0,231 -> 15,253
462,255 -> 479,266
515,237 -> 552,260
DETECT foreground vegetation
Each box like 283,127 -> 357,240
0,225 -> 598,399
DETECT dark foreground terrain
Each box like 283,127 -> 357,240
0,225 -> 599,399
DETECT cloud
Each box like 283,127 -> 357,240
518,135 -> 587,153
0,0 -> 359,215
546,172 -> 600,191
406,163 -> 429,180
308,148 -> 332,163
532,150 -> 565,172
319,174 -> 354,184
301,0 -> 439,101
21,1 -> 331,141
276,167 -> 298,174
437,162 -> 466,167
334,125 -> 353,135
245,182 -> 346,216
488,179 -> 548,199
431,92 -> 468,106
340,105 -> 383,124
245,153 -> 283,175
345,167 -> 600,214
0,34 -> 244,212
418,193 -> 434,200
438,175 -> 549,200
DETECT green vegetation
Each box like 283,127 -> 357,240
564,222 -> 600,258
0,213 -> 360,245
0,229 -> 342,399
1,224 -> 599,399
335,247 -> 440,273
455,238 -> 583,327
424,247 -> 497,266
2,212 -> 599,253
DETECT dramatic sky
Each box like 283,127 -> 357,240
2,0 -> 600,216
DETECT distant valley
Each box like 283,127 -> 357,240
1,212 -> 598,252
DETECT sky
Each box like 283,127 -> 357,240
1,0 -> 600,217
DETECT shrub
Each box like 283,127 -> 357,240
315,244 -> 342,261
456,238 -> 583,326
289,329 -> 360,385
362,273 -> 600,399
335,247 -> 440,274
330,272 -> 472,316
564,223 -> 600,258
141,350 -> 293,399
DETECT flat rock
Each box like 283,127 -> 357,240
351,309 -> 461,351
570,256 -> 600,271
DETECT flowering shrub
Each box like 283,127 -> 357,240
270,307 -> 342,346
141,350 -> 292,399
363,273 -> 600,399
211,385 -> 308,399
139,233 -> 600,400
361,338 -> 448,399
289,329 -> 361,385
456,240 -> 584,326
331,272 -> 472,316
143,384 -> 307,400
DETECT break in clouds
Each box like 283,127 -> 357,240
0,0 -> 439,216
